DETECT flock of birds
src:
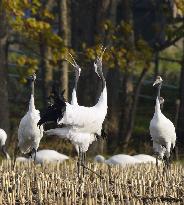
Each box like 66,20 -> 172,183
0,47 -> 176,176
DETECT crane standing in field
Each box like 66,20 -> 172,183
149,76 -> 176,169
14,74 -> 43,166
0,129 -> 10,159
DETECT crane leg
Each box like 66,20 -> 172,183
13,146 -> 19,169
82,152 -> 86,177
156,156 -> 158,168
77,148 -> 81,178
156,155 -> 159,179
33,148 -> 37,163
163,156 -> 170,174
80,163 -> 104,180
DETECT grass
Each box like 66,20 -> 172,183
0,160 -> 184,204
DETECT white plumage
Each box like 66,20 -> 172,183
94,154 -> 141,166
0,128 -> 8,148
58,87 -> 107,136
150,76 -> 176,162
38,49 -> 107,139
150,97 -> 176,159
133,154 -> 161,164
0,128 -> 10,159
32,149 -> 69,164
45,128 -> 96,153
18,75 -> 43,155
16,150 -> 69,164
57,49 -> 107,137
45,50 -> 107,156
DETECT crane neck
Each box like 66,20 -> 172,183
29,94 -> 35,111
155,97 -> 161,114
29,79 -> 36,111
157,83 -> 162,99
98,69 -> 105,90
74,72 -> 80,91
31,79 -> 35,96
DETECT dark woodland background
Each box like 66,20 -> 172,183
0,0 -> 184,158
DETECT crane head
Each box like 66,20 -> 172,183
94,46 -> 106,78
66,52 -> 81,77
153,76 -> 163,86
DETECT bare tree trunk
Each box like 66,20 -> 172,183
117,0 -> 136,152
120,67 -> 149,151
58,0 -> 70,100
40,36 -> 53,108
177,38 -> 184,156
154,51 -> 159,78
0,1 -> 9,133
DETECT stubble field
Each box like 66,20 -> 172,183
0,160 -> 184,205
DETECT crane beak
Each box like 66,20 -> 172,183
1,145 -> 10,159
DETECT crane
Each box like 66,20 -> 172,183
15,74 -> 43,166
149,76 -> 176,169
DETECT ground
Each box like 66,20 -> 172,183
0,160 -> 183,204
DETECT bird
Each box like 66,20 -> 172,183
32,149 -> 69,164
0,129 -> 10,159
65,52 -> 81,106
38,47 -> 107,138
94,154 -> 141,166
15,74 -> 44,164
16,150 -> 69,164
133,154 -> 161,164
149,76 -> 176,168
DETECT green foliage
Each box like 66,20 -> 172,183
16,56 -> 39,83
174,0 -> 184,15
84,20 -> 153,73
3,0 -> 68,82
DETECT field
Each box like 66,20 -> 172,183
0,160 -> 184,204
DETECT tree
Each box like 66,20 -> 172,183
58,0 -> 70,100
0,0 -> 9,133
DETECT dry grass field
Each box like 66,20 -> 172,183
0,160 -> 184,204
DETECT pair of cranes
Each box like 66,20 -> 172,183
37,47 -> 107,176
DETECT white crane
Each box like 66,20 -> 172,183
149,76 -> 176,168
16,149 -> 69,164
15,74 -> 43,164
38,47 -> 107,138
94,154 -> 141,166
0,129 -> 10,159
133,154 -> 161,164
32,149 -> 69,164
